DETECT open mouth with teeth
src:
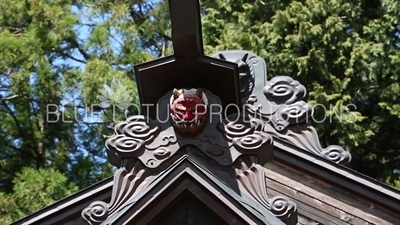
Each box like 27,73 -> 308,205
170,88 -> 208,136
170,114 -> 207,135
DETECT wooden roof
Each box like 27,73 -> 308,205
11,0 -> 400,224
12,140 -> 400,225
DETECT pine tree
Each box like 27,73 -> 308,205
0,0 -> 174,221
202,0 -> 400,187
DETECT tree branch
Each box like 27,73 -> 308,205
0,95 -> 19,102
54,50 -> 87,64
0,99 -> 25,141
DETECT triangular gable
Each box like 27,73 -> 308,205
101,154 -> 286,225
150,192 -> 228,225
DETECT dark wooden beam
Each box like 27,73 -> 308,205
169,0 -> 204,55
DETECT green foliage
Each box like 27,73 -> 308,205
1,0 -> 400,222
0,167 -> 78,224
0,0 -> 171,221
202,0 -> 400,187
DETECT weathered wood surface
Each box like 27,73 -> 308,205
150,196 -> 225,225
63,217 -> 86,225
297,214 -> 323,225
264,162 -> 400,225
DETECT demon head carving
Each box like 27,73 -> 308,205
218,53 -> 254,99
170,88 -> 208,136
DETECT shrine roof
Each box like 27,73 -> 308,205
12,142 -> 400,225
11,0 -> 400,224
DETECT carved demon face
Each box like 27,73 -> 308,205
218,53 -> 254,99
170,88 -> 208,136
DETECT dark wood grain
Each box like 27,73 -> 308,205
150,194 -> 225,225
264,162 -> 399,225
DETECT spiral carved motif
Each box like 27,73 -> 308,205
219,114 -> 254,141
321,145 -> 352,165
233,131 -> 273,151
269,195 -> 297,220
82,201 -> 109,225
114,116 -> 160,143
263,76 -> 306,104
153,147 -> 171,160
276,101 -> 313,125
106,135 -> 145,158
106,115 -> 160,159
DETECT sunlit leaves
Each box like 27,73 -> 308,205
1,2 -> 165,221
0,168 -> 78,224
202,0 -> 400,188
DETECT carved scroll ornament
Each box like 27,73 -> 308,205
105,89 -> 274,169
245,75 -> 351,165
213,50 -> 351,165
82,160 -> 155,225
82,88 -> 298,225
245,76 -> 314,131
235,159 -> 297,223
245,73 -> 351,165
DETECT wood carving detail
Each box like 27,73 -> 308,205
213,50 -> 351,165
86,88 -> 298,224
263,122 -> 351,165
170,88 -> 208,136
82,201 -> 108,224
269,195 -> 297,222
218,114 -> 273,153
82,160 -> 154,225
244,75 -> 352,165
105,89 -> 275,169
235,159 -> 297,223
217,52 -> 255,100
245,76 -> 314,131
106,115 -> 177,168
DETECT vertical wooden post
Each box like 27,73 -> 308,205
169,0 -> 204,56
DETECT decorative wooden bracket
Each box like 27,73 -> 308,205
213,50 -> 352,165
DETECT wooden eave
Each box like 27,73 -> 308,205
12,138 -> 400,225
12,177 -> 113,225
271,137 -> 400,214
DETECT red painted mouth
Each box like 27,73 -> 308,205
170,91 -> 208,136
